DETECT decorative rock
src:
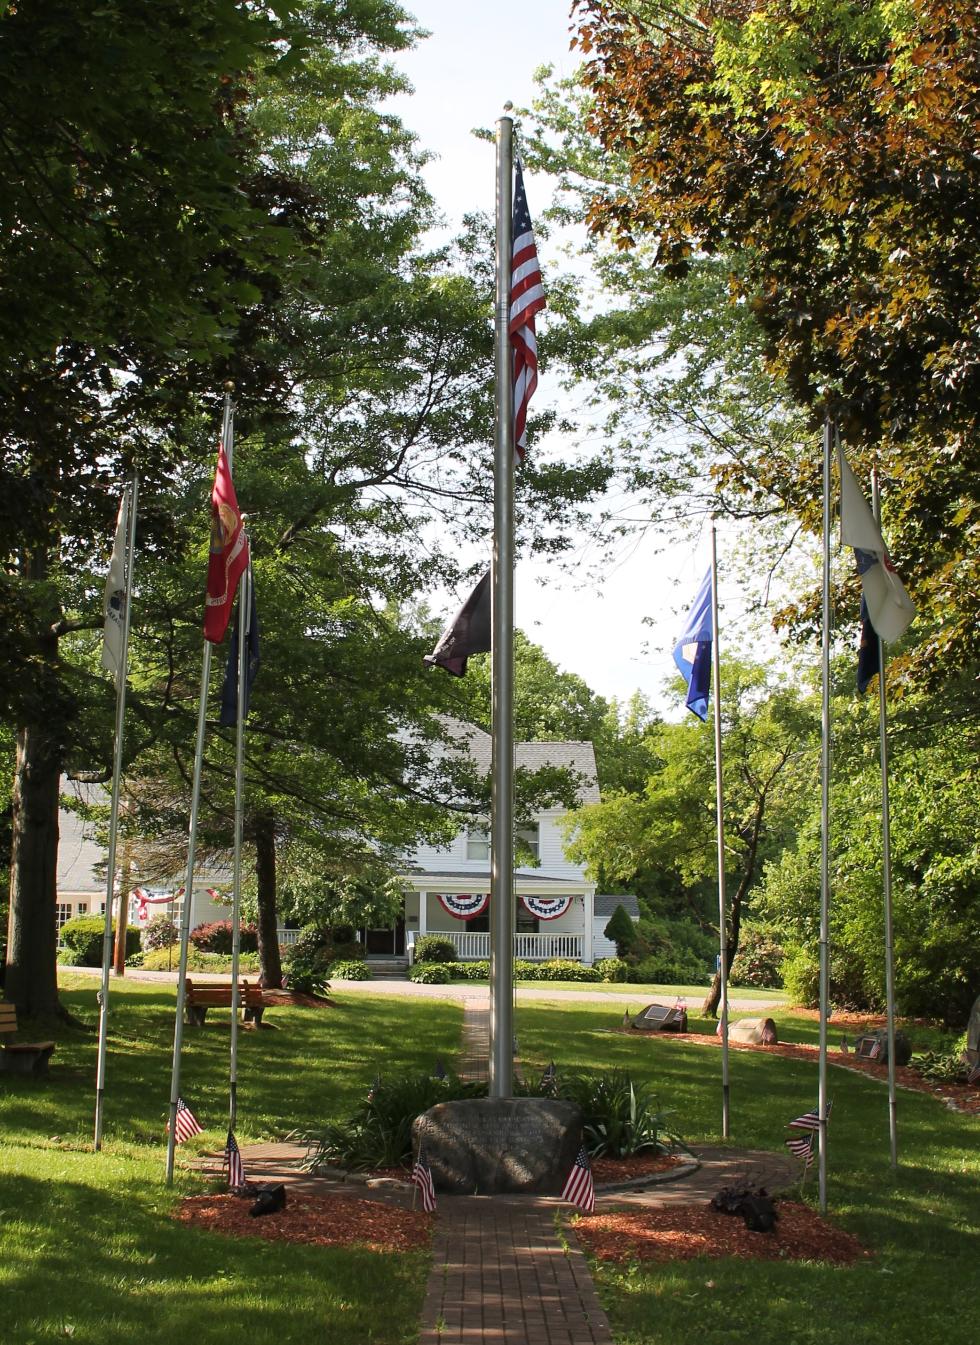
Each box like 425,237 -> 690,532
413,1098 -> 583,1196
728,1017 -> 778,1046
631,1003 -> 688,1032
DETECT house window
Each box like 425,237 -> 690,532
517,824 -> 539,862
76,902 -> 87,915
515,903 -> 539,934
465,828 -> 489,862
55,903 -> 72,932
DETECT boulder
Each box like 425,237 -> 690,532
631,1003 -> 688,1033
728,1017 -> 778,1046
412,1097 -> 583,1196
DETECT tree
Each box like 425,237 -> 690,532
564,659 -> 817,1013
603,902 -> 638,957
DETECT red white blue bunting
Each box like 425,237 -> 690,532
519,894 -> 572,921
436,892 -> 489,920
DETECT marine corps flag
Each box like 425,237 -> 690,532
204,443 -> 249,644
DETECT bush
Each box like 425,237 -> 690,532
513,959 -> 542,981
412,935 -> 458,964
594,957 -> 630,983
126,950 -> 145,968
142,914 -> 178,951
58,916 -> 140,966
603,903 -> 638,957
190,920 -> 258,955
628,950 -> 708,985
730,927 -> 785,988
781,945 -> 881,1011
140,947 -> 260,974
452,960 -> 490,981
537,959 -> 601,982
282,929 -> 335,995
408,962 -> 452,984
556,1069 -> 684,1159
304,1071 -> 486,1171
328,959 -> 373,981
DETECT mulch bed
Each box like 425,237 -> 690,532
591,1152 -> 687,1184
573,1200 -> 871,1266
175,1191 -> 433,1252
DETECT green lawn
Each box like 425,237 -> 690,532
2,983 -> 976,1345
0,976 -> 462,1345
512,979 -> 789,1001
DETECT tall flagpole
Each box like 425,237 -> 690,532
489,107 -> 515,1099
228,560 -> 251,1132
166,389 -> 234,1184
94,475 -> 139,1151
871,468 -> 899,1169
709,524 -> 730,1138
818,416 -> 833,1213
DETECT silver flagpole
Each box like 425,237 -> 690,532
818,416 -> 833,1213
166,389 -> 233,1184
94,474 -> 139,1151
489,108 -> 515,1099
228,560 -> 251,1132
871,468 -> 899,1169
710,524 -> 730,1138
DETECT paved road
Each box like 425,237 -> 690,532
61,963 -> 784,1011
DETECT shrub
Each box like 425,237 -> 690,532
412,935 -> 457,964
556,1069 -> 683,1159
781,945 -> 880,1011
304,1071 -> 486,1171
190,920 -> 258,955
58,916 -> 140,966
594,957 -> 630,983
140,948 -> 260,973
126,950 -> 145,968
452,960 -> 490,981
603,903 -> 638,957
142,914 -> 178,951
408,962 -> 452,984
537,959 -> 601,982
730,927 -> 785,988
328,959 -> 373,981
282,928 -> 335,995
628,950 -> 707,985
513,959 -> 542,981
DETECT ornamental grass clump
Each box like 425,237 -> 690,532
555,1069 -> 682,1159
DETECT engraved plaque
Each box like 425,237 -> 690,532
412,1098 -> 583,1195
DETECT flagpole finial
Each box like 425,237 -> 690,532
223,380 -> 235,393
502,101 -> 513,112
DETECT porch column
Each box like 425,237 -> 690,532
418,891 -> 428,937
582,892 -> 594,965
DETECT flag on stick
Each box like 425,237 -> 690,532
510,160 -> 546,463
672,568 -> 713,720
561,1144 -> 596,1213
169,1097 -> 203,1144
785,1132 -> 815,1167
423,569 -> 491,676
102,488 -> 132,684
225,1130 -> 245,1189
839,453 -> 915,645
204,443 -> 249,644
219,578 -> 260,727
412,1143 -> 437,1213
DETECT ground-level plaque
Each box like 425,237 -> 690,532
412,1098 -> 583,1195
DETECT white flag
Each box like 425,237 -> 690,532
101,490 -> 131,683
839,454 -> 915,644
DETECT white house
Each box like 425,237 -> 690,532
362,721 -> 606,968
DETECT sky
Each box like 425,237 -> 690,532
385,2 -> 721,712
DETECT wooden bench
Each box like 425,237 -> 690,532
183,978 -> 265,1027
0,1002 -> 56,1077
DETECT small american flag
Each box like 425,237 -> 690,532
785,1131 -> 815,1168
225,1130 -> 245,1189
561,1144 -> 595,1213
967,1061 -> 980,1086
867,1038 -> 882,1060
412,1144 -> 437,1213
170,1097 -> 203,1144
510,159 -> 546,463
789,1101 -> 832,1131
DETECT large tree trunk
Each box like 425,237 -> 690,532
702,877 -> 747,1018
254,808 -> 282,989
5,719 -> 63,1017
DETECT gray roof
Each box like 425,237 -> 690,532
57,779 -> 108,894
440,718 -> 600,806
593,893 -> 640,920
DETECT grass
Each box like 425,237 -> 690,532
0,976 -> 462,1344
2,982 -> 977,1345
513,979 -> 788,1001
513,1000 -> 980,1345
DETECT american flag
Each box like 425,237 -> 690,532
225,1130 -> 245,1189
412,1144 -> 437,1213
788,1101 -> 832,1131
967,1061 -> 980,1086
785,1131 -> 815,1168
561,1144 -> 596,1213
867,1038 -> 882,1059
170,1097 -> 203,1144
510,159 -> 546,463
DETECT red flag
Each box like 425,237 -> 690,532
204,443 -> 249,644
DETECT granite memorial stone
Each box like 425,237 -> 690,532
631,1003 -> 688,1033
412,1097 -> 583,1195
728,1017 -> 778,1046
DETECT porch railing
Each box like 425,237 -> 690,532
407,929 -> 584,963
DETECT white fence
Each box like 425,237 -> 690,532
408,929 -> 584,963
276,928 -> 302,947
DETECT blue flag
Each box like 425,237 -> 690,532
672,569 -> 712,721
856,595 -> 880,694
220,581 -> 260,727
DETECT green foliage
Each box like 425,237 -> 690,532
408,962 -> 452,984
555,1069 -> 680,1158
729,926 -> 785,988
140,948 -> 260,974
602,903 -> 638,956
593,956 -> 630,982
142,915 -> 178,951
412,935 -> 458,964
908,1037 -> 970,1083
538,959 -> 601,983
328,960 -> 373,982
58,917 -> 139,966
451,959 -> 491,981
304,1071 -> 486,1171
